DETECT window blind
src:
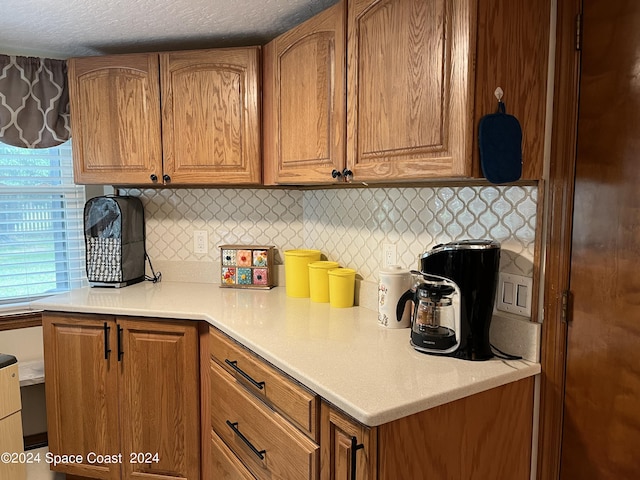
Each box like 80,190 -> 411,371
0,140 -> 86,309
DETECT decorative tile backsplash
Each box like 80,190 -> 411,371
123,184 -> 537,283
303,186 -> 537,280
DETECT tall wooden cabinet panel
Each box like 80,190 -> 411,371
43,313 -> 120,480
119,318 -> 200,480
346,0 -> 477,181
263,0 -> 346,184
473,0 -> 551,180
68,54 -> 162,185
161,48 -> 261,184
43,312 -> 200,480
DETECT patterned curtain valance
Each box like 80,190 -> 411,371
0,54 -> 71,148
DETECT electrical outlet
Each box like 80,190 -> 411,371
193,230 -> 208,254
496,273 -> 533,317
382,243 -> 397,268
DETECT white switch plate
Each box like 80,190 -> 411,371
496,272 -> 533,317
193,230 -> 208,254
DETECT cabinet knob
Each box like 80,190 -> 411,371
162,174 -> 171,183
342,169 -> 353,181
331,169 -> 342,179
150,174 -> 158,182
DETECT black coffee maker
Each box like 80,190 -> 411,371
402,240 -> 500,360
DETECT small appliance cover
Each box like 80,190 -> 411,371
84,196 -> 145,287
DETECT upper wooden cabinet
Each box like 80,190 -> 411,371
68,48 -> 261,186
263,0 -> 346,184
473,0 -> 550,180
69,54 -> 163,186
347,0 -> 477,181
265,0 -> 551,184
161,49 -> 261,184
264,0 -> 477,184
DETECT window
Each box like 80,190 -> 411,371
0,140 -> 86,309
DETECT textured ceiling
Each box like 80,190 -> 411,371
0,0 -> 339,59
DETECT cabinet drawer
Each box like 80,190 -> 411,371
211,361 -> 319,480
210,327 -> 318,439
211,429 -> 255,480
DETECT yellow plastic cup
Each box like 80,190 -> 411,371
328,268 -> 356,308
284,249 -> 322,297
308,261 -> 340,302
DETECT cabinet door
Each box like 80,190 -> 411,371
473,0 -> 550,180
263,1 -> 346,184
161,48 -> 261,185
347,0 -> 476,181
320,402 -> 376,480
43,313 -> 120,480
119,318 -> 200,480
68,54 -> 162,185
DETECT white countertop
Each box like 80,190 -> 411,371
33,282 -> 540,426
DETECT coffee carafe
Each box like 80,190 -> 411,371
397,274 -> 461,354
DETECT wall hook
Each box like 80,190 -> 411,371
494,87 -> 504,103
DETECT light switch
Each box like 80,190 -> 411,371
516,284 -> 528,308
496,272 -> 533,318
503,282 -> 514,304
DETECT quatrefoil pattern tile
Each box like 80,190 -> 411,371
123,185 -> 537,283
302,186 -> 537,281
123,188 -> 304,265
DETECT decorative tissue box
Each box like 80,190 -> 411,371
220,245 -> 275,289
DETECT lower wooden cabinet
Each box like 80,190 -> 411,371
206,325 -> 535,480
43,312 -> 200,480
208,326 -> 320,480
42,314 -> 533,480
320,403 -> 376,480
320,377 -> 535,480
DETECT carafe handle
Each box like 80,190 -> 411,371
396,289 -> 414,323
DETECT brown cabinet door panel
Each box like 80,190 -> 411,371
319,402 -> 375,480
161,48 -> 261,185
347,0 -> 476,180
561,1 -> 640,478
43,313 -> 120,480
263,0 -> 346,184
119,318 -> 200,480
68,54 -> 162,185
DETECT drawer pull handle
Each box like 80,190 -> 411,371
350,436 -> 364,480
226,420 -> 266,461
224,359 -> 265,390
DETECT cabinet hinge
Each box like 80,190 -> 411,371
575,13 -> 582,51
561,291 -> 570,324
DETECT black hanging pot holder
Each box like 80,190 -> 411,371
478,101 -> 522,184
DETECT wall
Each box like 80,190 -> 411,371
124,184 -> 537,284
